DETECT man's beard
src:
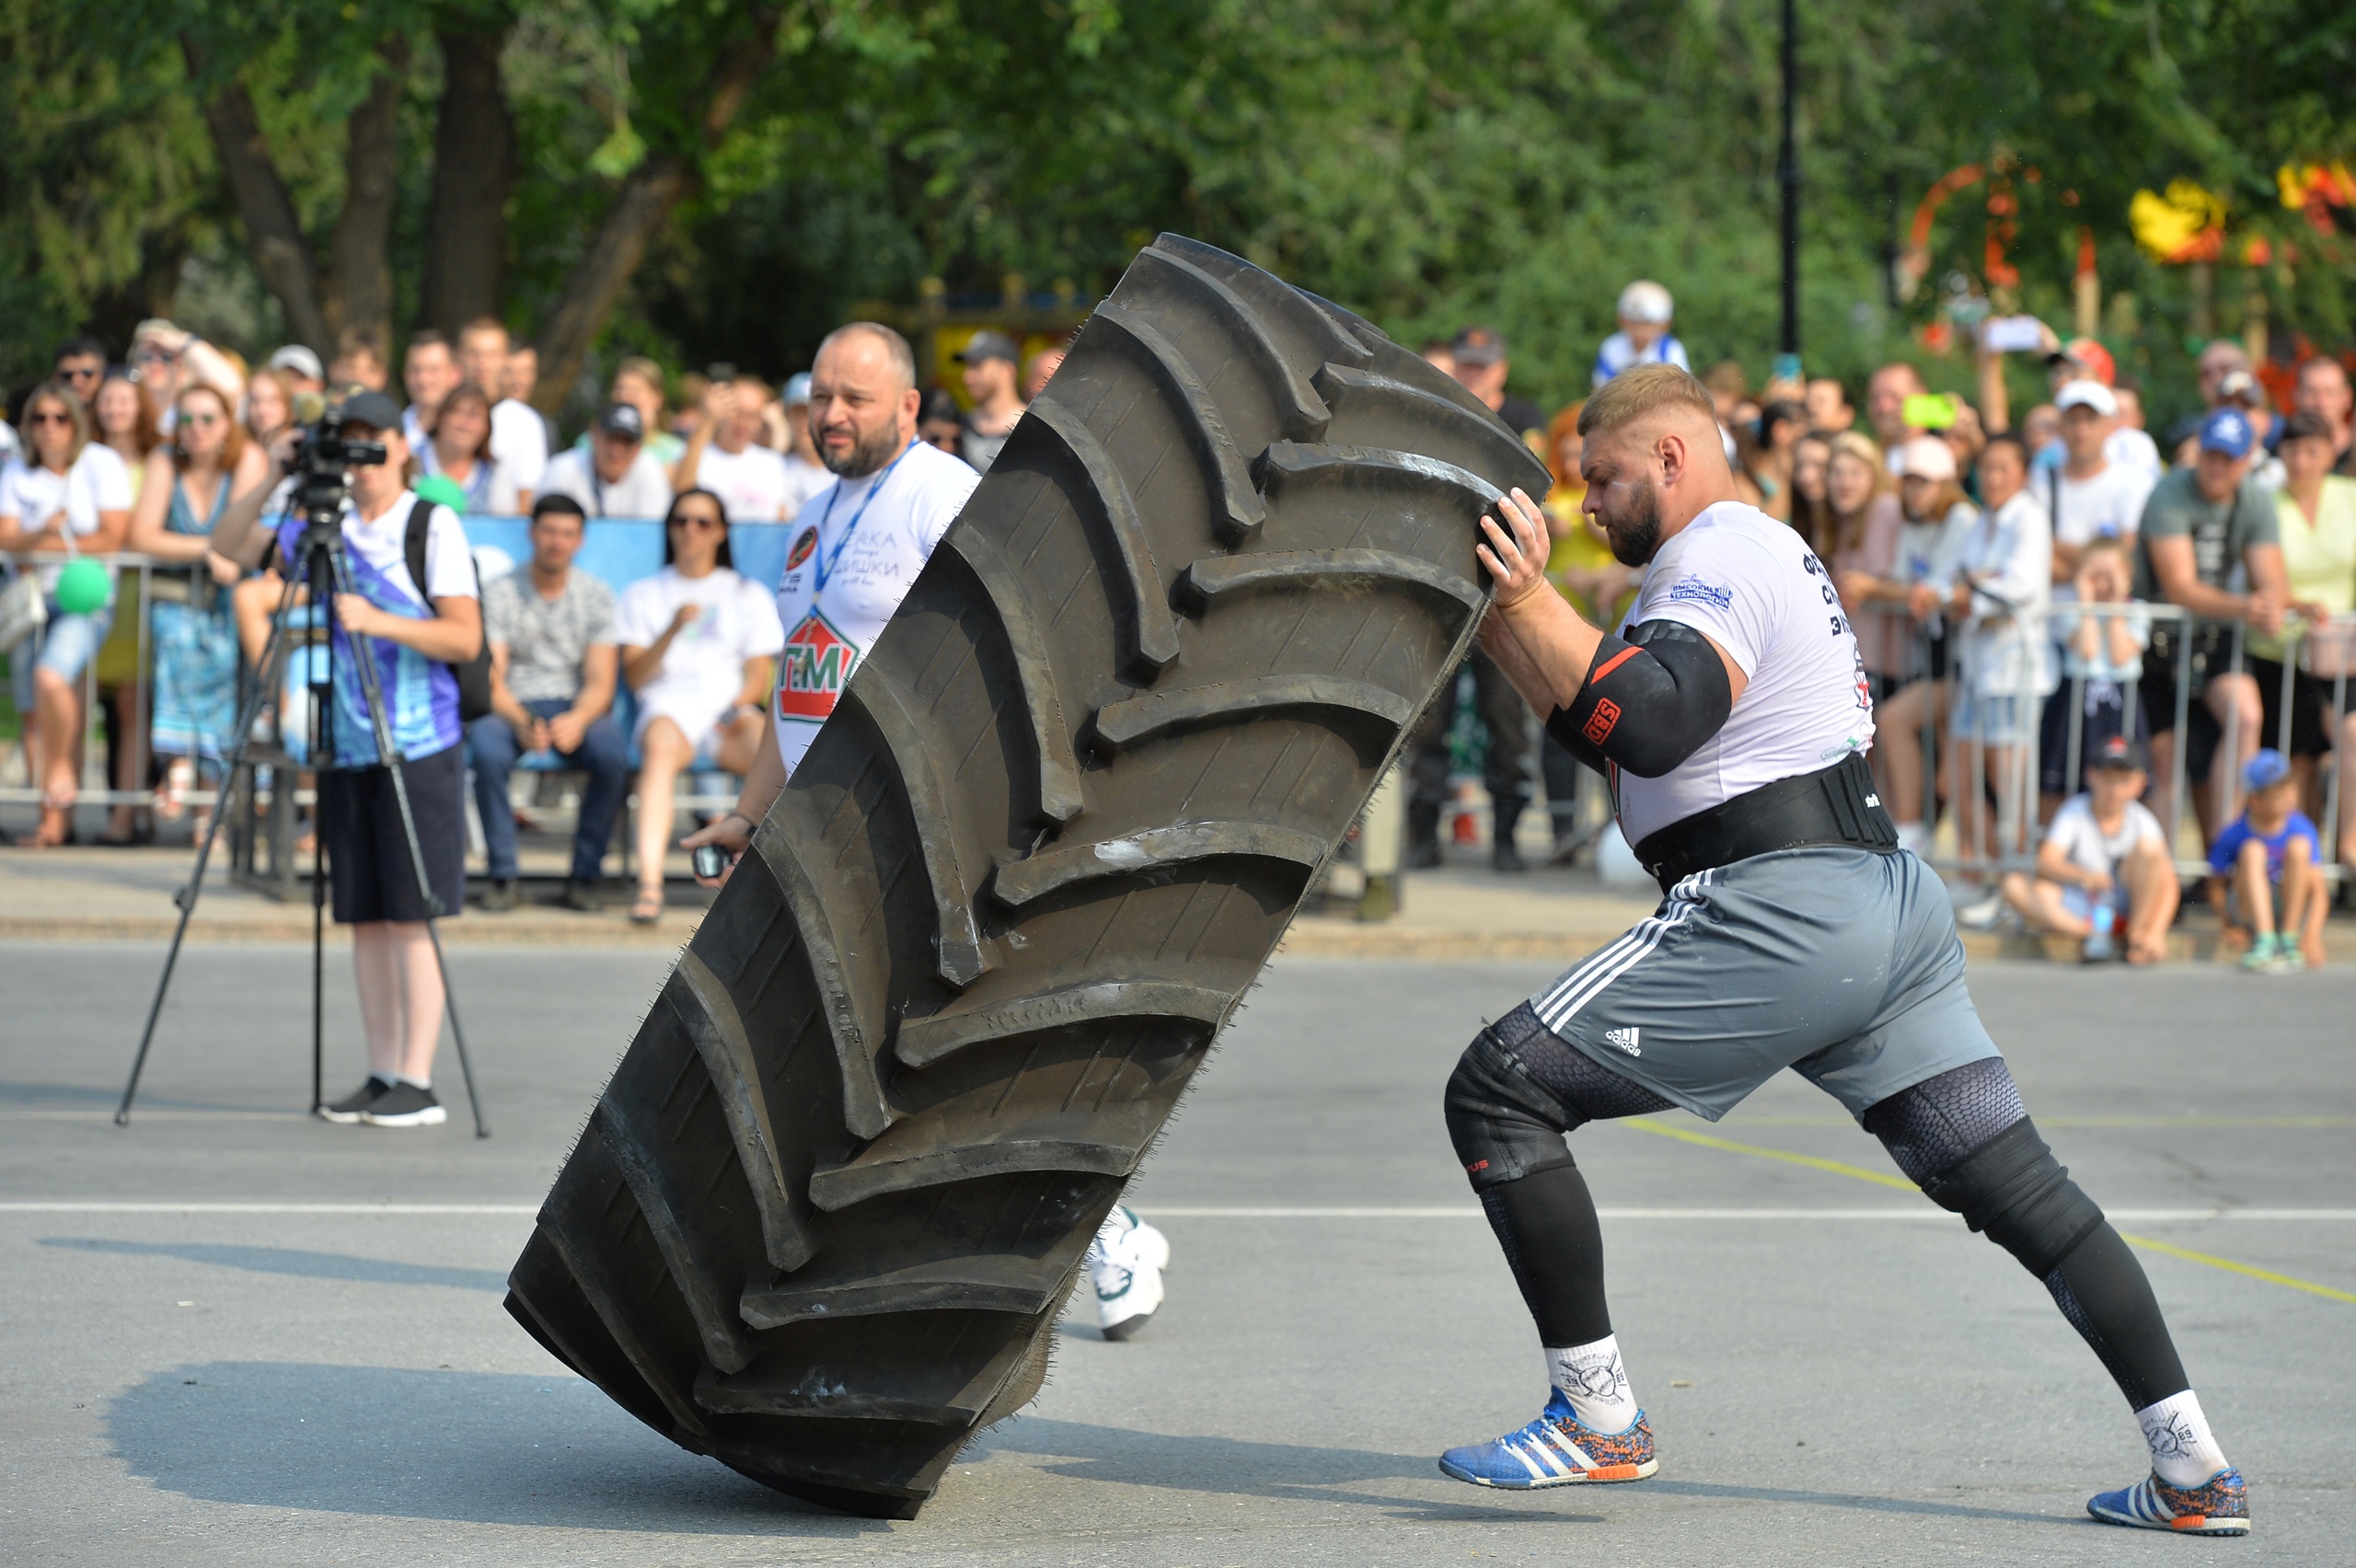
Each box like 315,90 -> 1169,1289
823,421 -> 906,478
1604,479 -> 1664,567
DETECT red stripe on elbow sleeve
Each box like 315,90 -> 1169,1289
1588,645 -> 1643,684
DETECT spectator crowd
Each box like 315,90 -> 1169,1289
3,285 -> 2351,972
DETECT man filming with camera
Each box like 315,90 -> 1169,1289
211,390 -> 482,1128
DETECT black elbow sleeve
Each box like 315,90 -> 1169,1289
1546,620 -> 1734,778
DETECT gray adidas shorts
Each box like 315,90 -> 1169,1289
1528,847 -> 1999,1122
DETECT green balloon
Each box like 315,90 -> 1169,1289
53,557 -> 110,616
412,475 -> 470,513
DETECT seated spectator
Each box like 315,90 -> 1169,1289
0,382 -> 132,847
676,374 -> 793,519
541,403 -> 673,518
456,318 -> 549,501
2038,539 -> 2150,810
2001,735 -> 2177,963
918,388 -> 964,455
956,330 -> 1026,473
467,495 -> 624,913
1944,432 -> 2054,925
2133,408 -> 2285,845
1592,280 -> 1689,386
2207,749 -> 2327,972
772,373 -> 833,519
613,489 -> 782,923
419,383 -> 524,513
2248,411 -> 2356,828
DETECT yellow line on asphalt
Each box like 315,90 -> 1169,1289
2115,1234 -> 2356,1305
1620,1118 -> 1920,1193
1618,1118 -> 2354,1305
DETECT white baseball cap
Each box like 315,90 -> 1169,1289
1615,280 -> 1674,326
1892,436 -> 1958,482
268,344 -> 325,382
2055,380 -> 2118,417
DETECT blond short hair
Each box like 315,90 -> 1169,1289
1578,363 -> 1720,439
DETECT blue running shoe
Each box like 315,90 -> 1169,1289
2087,1469 -> 2250,1535
1438,1389 -> 1657,1489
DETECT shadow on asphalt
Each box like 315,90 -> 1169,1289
40,1238 -> 508,1293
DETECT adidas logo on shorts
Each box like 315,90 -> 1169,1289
1601,1026 -> 1642,1056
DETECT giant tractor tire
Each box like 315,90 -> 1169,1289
505,234 -> 1553,1518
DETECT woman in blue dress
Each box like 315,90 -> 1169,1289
126,382 -> 269,830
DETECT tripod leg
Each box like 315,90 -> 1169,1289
118,571 -> 308,1128
312,734 -> 327,1114
422,920 -> 490,1138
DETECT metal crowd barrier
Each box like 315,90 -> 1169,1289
1854,597 -> 2351,883
4,527 -> 783,882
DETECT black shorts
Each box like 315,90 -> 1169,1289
2038,675 -> 2137,797
319,744 -> 468,924
2140,624 -> 2229,784
2249,657 -> 2353,758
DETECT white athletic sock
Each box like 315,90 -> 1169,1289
1544,1336 -> 1639,1435
2137,1390 -> 2230,1488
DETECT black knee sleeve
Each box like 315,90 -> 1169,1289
1444,1005 -> 1673,1191
1445,1016 -> 1578,1192
1916,1119 -> 2106,1275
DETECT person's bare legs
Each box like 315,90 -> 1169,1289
632,718 -> 693,918
714,710 -> 766,778
2119,840 -> 2179,963
2002,871 -> 2090,937
351,922 -> 407,1081
2144,728 -> 2181,854
2233,839 -> 2276,943
2339,710 -> 2356,872
2205,673 -> 2262,830
387,920 -> 445,1078
30,665 -> 83,846
2281,836 -> 2327,968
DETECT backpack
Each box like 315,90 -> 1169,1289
404,497 -> 493,721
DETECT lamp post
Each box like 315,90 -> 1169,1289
1775,0 -> 1802,384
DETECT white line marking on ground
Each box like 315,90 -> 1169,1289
0,1203 -> 2348,1219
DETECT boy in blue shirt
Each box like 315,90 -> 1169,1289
2206,749 -> 2327,972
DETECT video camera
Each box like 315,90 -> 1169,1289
285,408 -> 389,520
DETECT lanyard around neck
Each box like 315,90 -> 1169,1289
815,440 -> 916,593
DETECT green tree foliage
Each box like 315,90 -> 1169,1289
4,0 -> 2350,426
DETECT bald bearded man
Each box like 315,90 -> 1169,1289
1433,366 -> 2247,1538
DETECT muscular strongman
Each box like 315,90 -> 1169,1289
1436,365 -> 2246,1536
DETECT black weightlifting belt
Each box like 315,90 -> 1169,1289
1632,751 -> 1898,893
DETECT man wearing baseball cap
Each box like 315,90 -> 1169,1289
2131,406 -> 2289,842
1449,326 -> 1547,444
538,401 -> 675,517
953,329 -> 1026,473
2045,381 -> 2154,581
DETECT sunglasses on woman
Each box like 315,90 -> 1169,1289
670,513 -> 725,531
27,409 -> 74,426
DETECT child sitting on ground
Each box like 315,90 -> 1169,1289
2206,748 -> 2328,973
2001,734 -> 2177,963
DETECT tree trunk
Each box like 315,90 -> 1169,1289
420,17 -> 514,336
529,6 -> 782,413
183,37 -> 332,354
324,35 -> 410,349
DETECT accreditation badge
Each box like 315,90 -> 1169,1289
777,607 -> 860,725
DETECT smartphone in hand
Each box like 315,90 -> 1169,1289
1982,316 -> 2046,353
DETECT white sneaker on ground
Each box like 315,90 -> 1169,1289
1957,893 -> 2005,931
1086,1205 -> 1167,1341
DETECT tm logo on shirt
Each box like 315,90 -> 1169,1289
1665,578 -> 1733,610
778,608 -> 860,722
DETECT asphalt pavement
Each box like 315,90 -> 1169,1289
2,942 -> 2350,1565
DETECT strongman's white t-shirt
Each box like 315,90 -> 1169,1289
1611,501 -> 1876,845
771,439 -> 979,776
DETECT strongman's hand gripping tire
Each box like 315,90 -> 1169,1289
504,235 -> 1553,1517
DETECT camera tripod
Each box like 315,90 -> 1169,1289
116,492 -> 490,1136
